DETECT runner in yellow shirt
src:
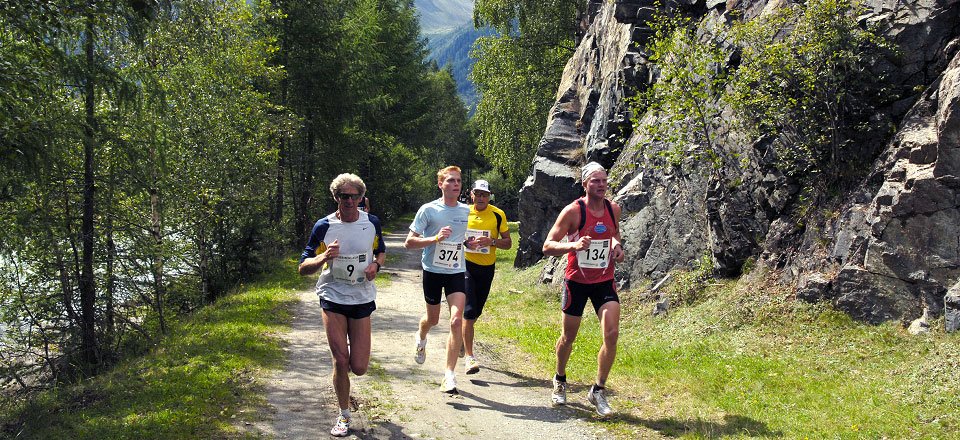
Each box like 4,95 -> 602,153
462,179 -> 512,374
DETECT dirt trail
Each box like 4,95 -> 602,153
247,232 -> 604,439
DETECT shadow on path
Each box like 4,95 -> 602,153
465,366 -> 780,438
614,413 -> 783,438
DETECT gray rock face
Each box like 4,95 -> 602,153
827,50 -> 960,323
515,1 -> 640,267
516,0 -> 960,323
946,281 -> 960,332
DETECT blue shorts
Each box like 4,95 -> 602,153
320,299 -> 377,319
422,270 -> 466,305
560,279 -> 619,317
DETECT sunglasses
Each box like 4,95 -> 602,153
336,193 -> 362,201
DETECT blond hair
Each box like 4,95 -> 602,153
437,165 -> 461,185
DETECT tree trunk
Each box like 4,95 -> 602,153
200,225 -> 213,303
273,74 -> 287,227
105,197 -> 116,338
149,142 -> 167,335
273,134 -> 285,225
293,124 -> 316,248
79,11 -> 100,370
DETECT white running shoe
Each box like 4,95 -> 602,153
330,415 -> 350,437
441,374 -> 458,394
587,386 -> 613,417
551,378 -> 567,405
465,356 -> 481,375
414,336 -> 426,364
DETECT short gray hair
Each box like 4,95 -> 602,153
329,173 -> 366,197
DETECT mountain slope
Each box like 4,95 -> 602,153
425,23 -> 495,112
413,0 -> 474,36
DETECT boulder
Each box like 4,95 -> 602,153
945,281 -> 960,333
514,0 -> 960,324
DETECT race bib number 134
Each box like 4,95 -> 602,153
576,239 -> 610,269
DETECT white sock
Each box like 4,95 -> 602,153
445,369 -> 455,379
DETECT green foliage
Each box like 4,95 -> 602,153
0,258 -> 304,439
426,24 -> 497,112
273,0 -> 478,234
631,10 -> 729,170
664,252 -> 714,305
727,0 -> 891,179
632,0 -> 891,184
470,0 -> 582,187
0,0 -> 479,397
0,0 -> 293,388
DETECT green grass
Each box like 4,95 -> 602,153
0,258 -> 308,440
381,212 -> 414,235
8,219 -> 956,438
480,225 -> 960,438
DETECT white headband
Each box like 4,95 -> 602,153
581,161 -> 605,181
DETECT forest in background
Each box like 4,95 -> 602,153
0,0 -> 481,392
0,0 -> 582,401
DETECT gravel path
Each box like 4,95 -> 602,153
246,232 -> 604,439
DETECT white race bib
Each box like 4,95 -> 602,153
465,228 -> 491,254
330,253 -> 368,284
432,240 -> 464,269
576,239 -> 610,269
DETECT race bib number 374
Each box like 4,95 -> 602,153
432,240 -> 463,269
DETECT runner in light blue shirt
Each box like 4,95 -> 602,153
410,198 -> 470,274
404,165 -> 479,394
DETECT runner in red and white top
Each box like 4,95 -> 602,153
541,161 -> 625,418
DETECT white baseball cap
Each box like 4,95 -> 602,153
472,179 -> 491,193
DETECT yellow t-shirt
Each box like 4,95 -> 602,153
465,204 -> 509,266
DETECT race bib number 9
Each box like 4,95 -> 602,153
576,239 -> 610,269
465,228 -> 490,254
432,240 -> 463,269
330,253 -> 368,284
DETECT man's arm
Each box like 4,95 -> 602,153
405,229 -> 443,250
365,248 -> 386,281
299,239 -> 338,275
493,209 -> 512,249
495,230 -> 513,250
298,255 -> 324,275
610,202 -> 625,263
542,205 -> 588,256
298,221 -> 328,275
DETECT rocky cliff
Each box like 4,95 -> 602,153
517,0 -> 960,324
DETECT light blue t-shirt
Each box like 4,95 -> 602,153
409,198 -> 470,274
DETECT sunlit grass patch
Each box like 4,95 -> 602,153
479,227 -> 960,438
382,213 -> 414,234
1,258 -> 307,439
